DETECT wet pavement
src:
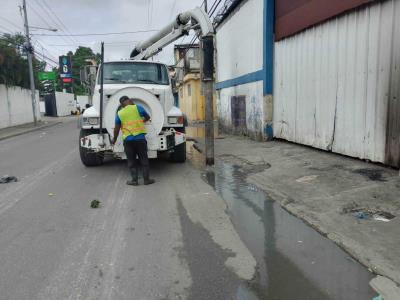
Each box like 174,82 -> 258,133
187,141 -> 377,300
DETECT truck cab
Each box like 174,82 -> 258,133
79,60 -> 186,166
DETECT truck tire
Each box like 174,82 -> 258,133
79,129 -> 104,167
171,142 -> 186,163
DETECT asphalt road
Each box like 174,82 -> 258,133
0,119 -> 256,300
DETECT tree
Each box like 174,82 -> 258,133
0,33 -> 46,89
57,46 -> 100,95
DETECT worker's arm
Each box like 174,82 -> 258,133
112,115 -> 121,144
137,105 -> 151,122
112,124 -> 121,144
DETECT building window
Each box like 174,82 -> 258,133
187,84 -> 191,97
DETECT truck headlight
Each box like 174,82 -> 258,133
82,117 -> 99,126
168,116 -> 183,124
88,117 -> 99,125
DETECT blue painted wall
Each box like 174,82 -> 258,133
215,0 -> 274,97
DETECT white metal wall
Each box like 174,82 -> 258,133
216,0 -> 263,81
55,92 -> 75,117
0,85 -> 40,129
274,0 -> 400,163
77,95 -> 89,108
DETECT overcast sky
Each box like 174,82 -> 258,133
1,0 -> 205,70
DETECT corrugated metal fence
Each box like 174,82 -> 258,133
274,0 -> 400,167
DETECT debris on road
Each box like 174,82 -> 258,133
353,211 -> 370,220
296,175 -> 318,183
0,175 -> 18,184
48,193 -> 55,197
90,199 -> 101,208
342,202 -> 395,222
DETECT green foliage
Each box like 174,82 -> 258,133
0,34 -> 100,96
0,33 -> 45,89
58,46 -> 100,95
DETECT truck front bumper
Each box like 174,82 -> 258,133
80,129 -> 185,159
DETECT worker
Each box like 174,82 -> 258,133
111,96 -> 155,186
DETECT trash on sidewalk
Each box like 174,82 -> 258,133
373,212 -> 395,222
343,203 -> 395,222
353,211 -> 370,220
296,175 -> 318,183
48,193 -> 55,197
0,175 -> 18,184
90,199 -> 101,208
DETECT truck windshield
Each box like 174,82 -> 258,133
102,62 -> 169,85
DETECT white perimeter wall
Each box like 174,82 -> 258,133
274,0 -> 400,163
216,0 -> 265,138
216,0 -> 263,81
55,92 -> 75,117
77,95 -> 89,108
0,84 -> 40,129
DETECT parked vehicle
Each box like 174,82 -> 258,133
79,60 -> 186,166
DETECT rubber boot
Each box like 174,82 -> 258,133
143,166 -> 155,185
127,168 -> 139,186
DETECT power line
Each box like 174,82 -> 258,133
37,0 -> 80,44
32,0 -> 76,45
0,25 -> 14,34
26,2 -> 54,30
209,0 -> 223,17
0,16 -> 23,31
28,1 -> 74,47
32,29 -> 159,37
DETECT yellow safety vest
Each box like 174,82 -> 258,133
117,105 -> 146,140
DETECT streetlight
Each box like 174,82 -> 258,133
29,26 -> 58,32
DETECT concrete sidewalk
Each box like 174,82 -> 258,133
200,135 -> 400,292
0,116 -> 78,141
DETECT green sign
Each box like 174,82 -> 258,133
38,71 -> 56,81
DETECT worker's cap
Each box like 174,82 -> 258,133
119,96 -> 130,104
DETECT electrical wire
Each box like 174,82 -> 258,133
38,0 -> 80,44
0,16 -> 23,31
28,1 -> 75,47
33,0 -> 76,45
0,25 -> 14,34
32,29 -> 159,37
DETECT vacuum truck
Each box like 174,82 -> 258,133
79,60 -> 186,166
78,7 -> 213,167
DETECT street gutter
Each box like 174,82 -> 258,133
0,121 -> 62,142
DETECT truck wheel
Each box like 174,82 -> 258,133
171,142 -> 186,163
79,129 -> 104,167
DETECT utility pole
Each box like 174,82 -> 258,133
22,0 -> 37,126
202,35 -> 214,165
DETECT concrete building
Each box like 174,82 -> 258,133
215,0 -> 274,141
215,0 -> 400,167
173,44 -> 216,124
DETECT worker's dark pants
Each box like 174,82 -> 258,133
123,139 -> 150,181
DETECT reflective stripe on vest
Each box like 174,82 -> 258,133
117,105 -> 146,140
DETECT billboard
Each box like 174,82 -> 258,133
38,71 -> 56,81
59,55 -> 72,79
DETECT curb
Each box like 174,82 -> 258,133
0,122 -> 63,142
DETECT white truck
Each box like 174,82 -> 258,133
78,7 -> 213,167
79,60 -> 186,166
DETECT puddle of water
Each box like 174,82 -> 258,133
188,145 -> 377,300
